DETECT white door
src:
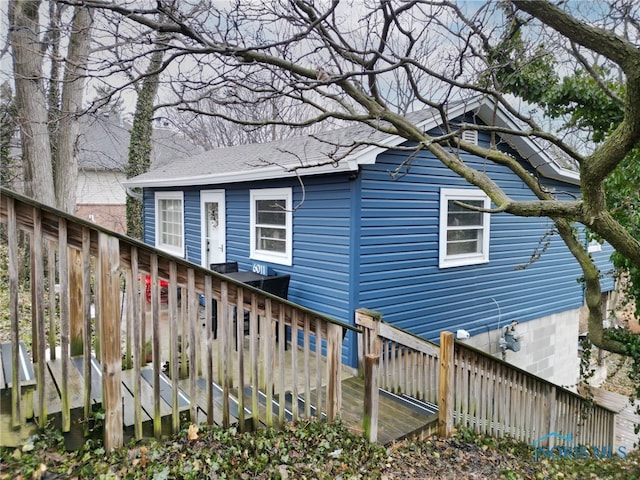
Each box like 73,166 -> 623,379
200,191 -> 226,268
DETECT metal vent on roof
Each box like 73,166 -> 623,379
461,130 -> 478,145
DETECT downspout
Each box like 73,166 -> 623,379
125,186 -> 144,241
125,186 -> 143,200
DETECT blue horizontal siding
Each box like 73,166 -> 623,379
143,175 -> 357,365
184,189 -> 200,263
143,189 -> 155,246
589,240 -> 616,292
218,175 -> 357,364
140,118 -> 616,367
356,137 -> 590,342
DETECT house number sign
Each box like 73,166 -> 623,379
252,263 -> 268,275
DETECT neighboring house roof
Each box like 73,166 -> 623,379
77,113 -> 201,172
123,96 -> 579,188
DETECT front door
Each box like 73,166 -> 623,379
200,190 -> 226,268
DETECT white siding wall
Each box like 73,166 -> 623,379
77,170 -> 126,204
462,308 -> 581,389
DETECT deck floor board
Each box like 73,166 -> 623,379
180,378 -> 237,427
33,362 -> 62,417
315,377 -> 438,445
16,329 -> 441,447
46,358 -> 86,411
120,369 -> 155,426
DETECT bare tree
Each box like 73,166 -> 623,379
126,29 -> 168,239
9,0 -> 55,206
59,0 -> 640,355
0,82 -> 19,188
164,82 -> 338,150
55,5 -> 93,213
8,1 -> 93,213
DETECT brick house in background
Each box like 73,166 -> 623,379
75,113 -> 200,234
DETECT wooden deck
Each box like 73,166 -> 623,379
337,376 -> 438,445
27,337 -> 438,446
590,387 -> 639,452
37,356 -> 245,428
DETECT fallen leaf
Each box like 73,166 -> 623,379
140,446 -> 148,468
329,448 -> 342,458
278,465 -> 289,480
188,424 -> 199,441
31,464 -> 47,480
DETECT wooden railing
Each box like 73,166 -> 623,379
452,341 -> 615,447
0,188 -> 354,450
357,309 -> 440,404
357,309 -> 616,448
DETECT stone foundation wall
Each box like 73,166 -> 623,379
461,308 -> 581,389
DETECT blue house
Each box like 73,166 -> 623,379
125,97 -> 614,386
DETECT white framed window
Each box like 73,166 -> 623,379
155,191 -> 184,257
439,188 -> 490,268
250,188 -> 292,266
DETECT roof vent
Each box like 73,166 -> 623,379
461,130 -> 478,145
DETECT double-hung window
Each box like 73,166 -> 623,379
439,188 -> 490,268
155,191 -> 184,257
250,188 -> 292,265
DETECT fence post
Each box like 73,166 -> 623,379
326,323 -> 343,421
363,353 -> 379,442
8,197 -> 22,428
355,308 -> 382,375
69,247 -> 84,356
546,383 -> 557,448
98,232 -> 123,451
58,218 -> 71,432
438,331 -> 455,438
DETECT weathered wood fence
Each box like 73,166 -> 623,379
357,309 -> 616,448
0,188 -> 353,450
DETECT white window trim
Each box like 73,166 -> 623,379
250,187 -> 293,266
155,191 -> 185,257
439,188 -> 490,268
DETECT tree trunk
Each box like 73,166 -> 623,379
55,6 -> 93,214
46,1 -> 62,177
126,33 -> 167,240
9,0 -> 55,205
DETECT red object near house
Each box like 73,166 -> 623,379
144,275 -> 169,303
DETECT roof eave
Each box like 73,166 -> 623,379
475,99 -> 581,185
123,158 -> 362,188
125,96 -> 580,188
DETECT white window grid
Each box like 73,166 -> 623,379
439,188 -> 490,268
250,188 -> 292,266
155,192 -> 184,257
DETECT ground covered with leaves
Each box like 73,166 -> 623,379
1,420 -> 638,480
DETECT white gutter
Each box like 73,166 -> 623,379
123,159 -> 360,188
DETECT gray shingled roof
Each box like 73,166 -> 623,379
124,108 -> 444,187
124,97 -> 579,188
77,113 -> 200,171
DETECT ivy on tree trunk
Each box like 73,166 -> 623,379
125,33 -> 167,240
